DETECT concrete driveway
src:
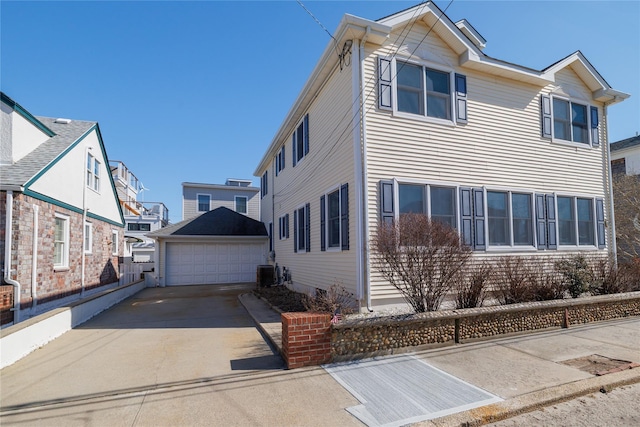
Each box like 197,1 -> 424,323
0,284 -> 361,426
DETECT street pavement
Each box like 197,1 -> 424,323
1,284 -> 639,426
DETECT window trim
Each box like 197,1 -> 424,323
549,95 -> 595,148
86,153 -> 101,193
294,204 -> 309,253
323,186 -> 342,251
391,57 -> 457,126
84,221 -> 93,254
395,179 -> 459,230
556,194 -> 598,249
486,190 -> 535,249
54,213 -> 70,269
292,114 -> 310,166
196,193 -> 211,213
235,196 -> 248,215
279,214 -> 289,240
111,230 -> 119,256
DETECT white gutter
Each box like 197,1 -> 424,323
81,146 -> 92,297
359,27 -> 373,312
603,100 -> 618,265
31,204 -> 39,312
4,190 -> 20,324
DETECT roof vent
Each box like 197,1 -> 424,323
54,118 -> 72,124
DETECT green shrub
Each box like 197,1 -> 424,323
555,255 -> 592,298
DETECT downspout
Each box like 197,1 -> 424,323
359,27 -> 373,312
603,99 -> 618,265
4,190 -> 20,323
31,204 -> 39,312
81,146 -> 92,297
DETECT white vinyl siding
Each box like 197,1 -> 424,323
364,28 -> 609,302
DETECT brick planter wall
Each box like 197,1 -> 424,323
281,312 -> 331,369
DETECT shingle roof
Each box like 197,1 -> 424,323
610,135 -> 640,152
1,116 -> 95,188
148,207 -> 268,237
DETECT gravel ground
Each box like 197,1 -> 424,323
490,382 -> 640,426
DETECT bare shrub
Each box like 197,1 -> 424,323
619,261 -> 640,291
590,258 -> 640,295
530,270 -> 566,301
612,174 -> 640,262
494,257 -> 535,304
372,214 -> 472,313
555,255 -> 592,298
303,283 -> 355,316
455,262 -> 492,309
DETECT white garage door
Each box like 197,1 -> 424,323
166,242 -> 266,285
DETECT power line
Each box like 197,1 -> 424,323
295,0 -> 340,56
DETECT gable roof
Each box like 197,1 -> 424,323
1,116 -> 96,189
611,135 -> 640,152
254,1 -> 629,175
148,207 -> 267,237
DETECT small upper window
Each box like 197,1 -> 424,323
275,146 -> 285,176
128,223 -> 151,232
292,114 -> 309,166
86,153 -> 100,192
54,215 -> 69,268
84,222 -> 93,254
235,196 -> 248,214
261,171 -> 268,198
197,194 -> 210,212
396,61 -> 452,121
553,99 -> 588,143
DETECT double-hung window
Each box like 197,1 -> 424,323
320,184 -> 349,251
398,183 -> 456,229
542,95 -> 599,145
261,171 -> 268,198
275,146 -> 285,176
279,214 -> 289,240
294,204 -> 310,252
558,196 -> 595,246
235,196 -> 248,214
292,114 -> 309,166
487,191 -> 533,247
84,222 -> 93,254
54,214 -> 69,268
394,61 -> 453,121
111,230 -> 119,255
86,153 -> 100,192
197,194 -> 210,213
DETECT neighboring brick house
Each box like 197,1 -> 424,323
1,92 -> 124,324
254,2 -> 629,310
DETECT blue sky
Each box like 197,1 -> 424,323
2,0 -> 638,223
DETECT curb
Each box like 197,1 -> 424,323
419,368 -> 640,426
238,293 -> 283,356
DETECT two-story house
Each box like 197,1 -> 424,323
611,135 -> 640,176
1,92 -> 124,324
254,2 -> 629,310
182,179 -> 260,221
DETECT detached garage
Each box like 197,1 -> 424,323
148,207 -> 268,286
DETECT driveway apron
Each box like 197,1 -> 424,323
0,284 -> 361,427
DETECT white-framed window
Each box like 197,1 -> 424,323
86,153 -> 100,192
197,194 -> 210,212
557,196 -> 595,246
84,221 -> 93,254
54,214 -> 69,268
378,56 -> 468,125
292,114 -> 309,166
541,95 -> 599,146
112,230 -> 119,255
261,171 -> 268,198
235,196 -> 248,214
486,191 -> 534,247
279,214 -> 290,240
128,223 -> 151,231
321,184 -> 350,251
294,204 -> 310,253
397,183 -> 457,230
275,146 -> 285,176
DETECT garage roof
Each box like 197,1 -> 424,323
148,207 -> 268,237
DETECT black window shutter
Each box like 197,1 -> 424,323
282,146 -> 286,169
380,180 -> 395,224
378,57 -> 392,110
285,213 -> 290,239
541,95 -> 552,139
596,198 -> 606,249
275,155 -> 279,176
455,73 -> 468,124
459,187 -> 473,247
535,193 -> 547,249
546,194 -> 557,249
590,106 -> 600,146
305,203 -> 311,252
473,188 -> 486,250
292,133 -> 297,167
341,183 -> 349,250
303,114 -> 309,156
320,195 -> 326,252
293,211 -> 298,253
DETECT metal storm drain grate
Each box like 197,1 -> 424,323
560,354 -> 639,376
324,354 -> 501,427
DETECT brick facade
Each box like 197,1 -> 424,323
281,312 -> 332,369
0,192 -> 123,309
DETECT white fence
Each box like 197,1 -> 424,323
119,262 -> 154,286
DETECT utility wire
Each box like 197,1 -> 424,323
274,1 -> 455,200
296,0 -> 340,56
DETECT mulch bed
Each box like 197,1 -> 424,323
254,285 -> 307,313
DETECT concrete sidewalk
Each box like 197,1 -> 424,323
239,293 -> 640,426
